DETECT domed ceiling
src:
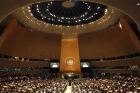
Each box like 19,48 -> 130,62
12,0 -> 120,34
29,1 -> 107,26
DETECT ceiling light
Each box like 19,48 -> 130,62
119,23 -> 122,29
36,4 -> 39,8
29,1 -> 107,26
61,17 -> 64,19
28,10 -> 31,12
78,19 -> 81,22
105,9 -> 108,14
137,2 -> 140,6
28,6 -> 31,9
30,13 -> 33,16
97,6 -> 101,10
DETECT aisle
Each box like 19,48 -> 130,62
64,85 -> 72,93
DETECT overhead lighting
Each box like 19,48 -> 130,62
36,4 -> 39,8
78,19 -> 81,22
137,2 -> 140,6
119,22 -> 122,29
97,6 -> 101,10
29,1 -> 107,26
28,6 -> 31,9
30,13 -> 33,16
105,9 -> 108,15
28,10 -> 31,13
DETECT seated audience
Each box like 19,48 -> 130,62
0,76 -> 67,93
0,73 -> 139,93
72,74 -> 140,93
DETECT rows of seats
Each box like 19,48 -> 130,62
0,73 -> 139,93
72,74 -> 140,93
0,76 -> 67,93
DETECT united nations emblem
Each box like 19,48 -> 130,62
65,57 -> 74,65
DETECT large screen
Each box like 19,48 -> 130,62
50,63 -> 59,68
81,62 -> 90,68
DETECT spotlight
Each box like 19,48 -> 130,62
137,2 -> 140,6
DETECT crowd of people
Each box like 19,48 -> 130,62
0,74 -> 140,93
72,74 -> 140,93
0,76 -> 67,93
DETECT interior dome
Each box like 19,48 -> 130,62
28,1 -> 107,26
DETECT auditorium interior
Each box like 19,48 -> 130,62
0,0 -> 140,93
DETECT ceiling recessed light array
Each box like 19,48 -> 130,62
28,1 -> 107,26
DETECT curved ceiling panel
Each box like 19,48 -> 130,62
12,1 -> 120,34
29,1 -> 107,26
0,0 -> 139,30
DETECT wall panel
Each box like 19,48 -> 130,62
0,20 -> 61,59
78,19 -> 140,59
60,38 -> 81,73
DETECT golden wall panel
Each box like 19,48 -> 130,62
0,20 -> 61,59
60,38 -> 81,73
